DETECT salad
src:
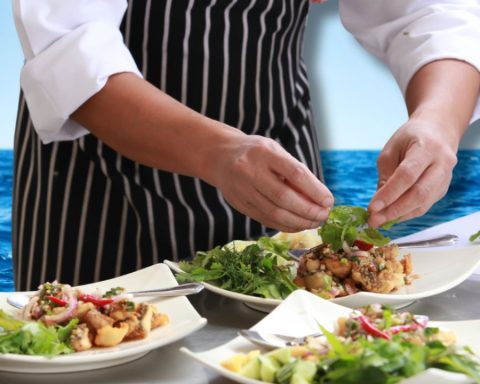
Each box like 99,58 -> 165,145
176,206 -> 412,300
222,305 -> 480,383
177,237 -> 297,300
0,281 -> 169,356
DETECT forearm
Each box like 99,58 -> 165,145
369,59 -> 480,226
71,72 -> 242,183
71,72 -> 333,231
405,59 -> 480,146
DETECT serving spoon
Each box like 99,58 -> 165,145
6,282 -> 205,310
288,233 -> 459,260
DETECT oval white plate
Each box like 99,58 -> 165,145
165,245 -> 480,312
0,264 -> 207,373
182,289 -> 480,384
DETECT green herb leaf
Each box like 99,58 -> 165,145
318,206 -> 393,252
469,230 -> 480,242
380,218 -> 400,230
176,238 -> 298,299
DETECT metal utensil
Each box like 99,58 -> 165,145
6,282 -> 205,310
238,329 -> 322,350
288,234 -> 459,260
392,234 -> 459,248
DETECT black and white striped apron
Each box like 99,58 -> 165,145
12,0 -> 323,291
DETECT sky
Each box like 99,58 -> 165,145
0,1 -> 479,149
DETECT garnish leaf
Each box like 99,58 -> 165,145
470,230 -> 480,242
319,206 -> 393,252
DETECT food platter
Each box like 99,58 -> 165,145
165,245 -> 480,312
181,289 -> 480,384
0,264 -> 207,373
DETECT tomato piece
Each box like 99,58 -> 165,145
353,239 -> 374,251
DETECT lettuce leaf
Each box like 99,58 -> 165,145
0,311 -> 78,357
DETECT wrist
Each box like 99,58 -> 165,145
193,116 -> 245,186
409,107 -> 464,150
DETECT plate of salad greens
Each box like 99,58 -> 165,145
0,263 -> 207,373
165,206 -> 480,312
182,289 -> 480,384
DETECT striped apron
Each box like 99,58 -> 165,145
12,0 -> 323,291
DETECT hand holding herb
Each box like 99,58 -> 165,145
318,205 -> 396,252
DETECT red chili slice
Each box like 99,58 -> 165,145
46,295 -> 67,306
356,314 -> 391,340
79,295 -> 114,307
353,240 -> 374,251
389,324 -> 419,334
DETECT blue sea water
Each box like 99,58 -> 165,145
0,150 -> 13,292
0,149 -> 479,292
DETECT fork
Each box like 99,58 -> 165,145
238,329 -> 323,350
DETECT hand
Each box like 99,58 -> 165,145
368,117 -> 459,227
207,134 -> 334,232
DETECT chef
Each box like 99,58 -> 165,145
12,0 -> 480,290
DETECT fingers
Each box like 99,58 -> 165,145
226,184 -> 325,232
369,145 -> 430,217
375,144 -> 398,190
250,166 -> 332,230
216,135 -> 334,231
270,151 -> 334,209
368,164 -> 451,227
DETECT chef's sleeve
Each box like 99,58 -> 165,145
339,0 -> 480,123
13,0 -> 142,143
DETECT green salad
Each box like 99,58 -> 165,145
0,310 -> 77,356
222,305 -> 480,384
177,237 -> 297,299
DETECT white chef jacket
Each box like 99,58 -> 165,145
13,0 -> 480,144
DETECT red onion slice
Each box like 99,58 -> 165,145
43,285 -> 78,325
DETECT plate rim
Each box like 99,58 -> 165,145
164,245 -> 480,307
0,263 -> 208,370
180,289 -> 480,384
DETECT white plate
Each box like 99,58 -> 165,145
165,245 -> 480,312
182,289 -> 480,384
0,263 -> 207,373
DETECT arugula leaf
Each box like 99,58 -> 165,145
470,230 -> 480,242
318,206 -> 393,252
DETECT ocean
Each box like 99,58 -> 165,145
0,149 -> 479,292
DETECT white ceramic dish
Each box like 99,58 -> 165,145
0,263 -> 207,373
165,245 -> 480,312
182,289 -> 480,384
